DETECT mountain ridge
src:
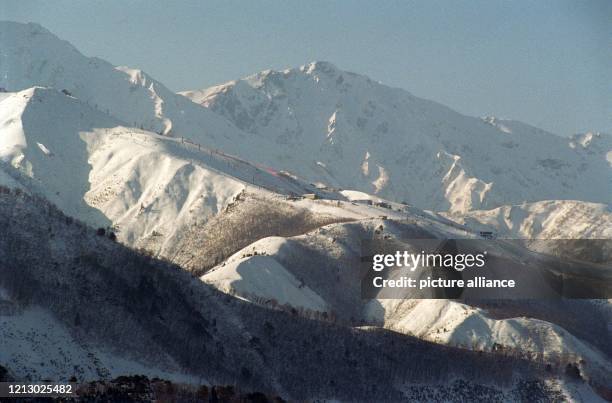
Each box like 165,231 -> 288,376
3,187 -> 584,400
3,20 -> 608,213
1,21 -> 611,400
180,61 -> 611,212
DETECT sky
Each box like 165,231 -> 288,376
1,0 -> 610,136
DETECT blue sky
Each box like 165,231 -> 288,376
2,0 -> 610,135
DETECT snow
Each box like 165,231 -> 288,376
0,303 -> 199,383
365,299 -> 612,379
0,21 -> 241,143
0,91 -> 29,164
83,127 -> 247,253
181,62 -> 611,213
0,87 -> 120,223
202,253 -> 328,313
553,379 -> 609,403
1,21 -> 610,395
0,168 -> 23,190
291,197 -> 405,221
340,189 -> 376,201
444,200 -> 612,239
0,86 -> 324,256
3,20 -> 609,215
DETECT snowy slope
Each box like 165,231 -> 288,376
182,62 -> 611,212
196,204 -> 468,321
198,219 -> 612,387
203,216 -> 612,385
0,87 -> 323,256
6,192 -> 580,401
0,87 -> 120,223
202,253 -> 328,313
189,194 -> 612,386
365,299 -> 612,383
1,22 -> 610,397
3,21 -> 609,214
0,21 -> 249,145
444,200 -> 612,239
0,292 -> 195,383
569,131 -> 612,165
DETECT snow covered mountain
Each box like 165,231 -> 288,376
3,21 -> 609,214
444,200 -> 612,240
1,21 -> 611,399
0,86 -> 330,257
4,84 -> 609,395
366,299 -> 612,383
181,62 -> 610,212
0,21 -> 243,140
6,190 -> 592,401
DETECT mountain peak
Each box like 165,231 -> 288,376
0,20 -> 71,53
180,60 -> 611,212
0,20 -> 50,34
302,61 -> 340,76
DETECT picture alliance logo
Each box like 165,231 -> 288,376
371,275 -> 517,290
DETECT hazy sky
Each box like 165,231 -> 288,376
2,0 -> 610,135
